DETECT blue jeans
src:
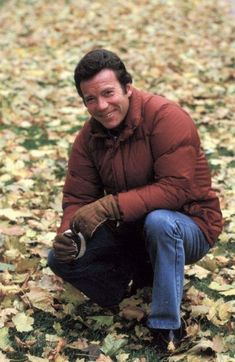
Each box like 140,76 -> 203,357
48,222 -> 139,307
48,209 -> 210,329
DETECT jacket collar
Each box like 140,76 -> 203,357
89,87 -> 144,142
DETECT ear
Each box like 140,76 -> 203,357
125,84 -> 133,98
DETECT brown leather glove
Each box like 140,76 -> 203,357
70,194 -> 121,239
53,230 -> 86,263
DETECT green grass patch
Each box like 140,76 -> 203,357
218,147 -> 234,157
0,123 -> 57,150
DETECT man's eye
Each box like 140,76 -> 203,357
86,97 -> 95,104
105,90 -> 114,96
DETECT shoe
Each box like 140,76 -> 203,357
151,326 -> 184,352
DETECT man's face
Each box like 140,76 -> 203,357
80,69 -> 132,129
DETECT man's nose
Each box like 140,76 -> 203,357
97,97 -> 108,111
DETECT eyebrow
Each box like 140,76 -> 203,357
84,86 -> 115,99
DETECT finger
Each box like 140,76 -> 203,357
53,238 -> 76,249
54,236 -> 74,246
53,243 -> 77,253
54,250 -> 77,259
53,248 -> 77,258
55,255 -> 75,263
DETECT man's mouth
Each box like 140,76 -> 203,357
100,110 -> 115,119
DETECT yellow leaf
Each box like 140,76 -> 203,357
218,301 -> 235,321
220,288 -> 235,296
187,338 -> 214,354
4,248 -> 22,261
12,312 -> 34,332
22,286 -> 55,314
27,355 -> 50,362
0,283 -> 21,296
0,208 -> 32,221
191,305 -> 210,317
185,264 -> 211,279
45,334 -> 61,342
0,327 -> 12,351
116,353 -> 130,362
0,351 -> 11,361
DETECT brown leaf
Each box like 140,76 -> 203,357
22,286 -> 55,314
48,338 -> 66,361
96,354 -> 113,362
212,336 -> 226,353
0,225 -> 25,236
120,306 -> 145,321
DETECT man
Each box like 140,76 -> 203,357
48,49 -> 222,351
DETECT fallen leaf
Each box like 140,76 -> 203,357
96,354 -> 113,362
12,312 -> 34,332
120,306 -> 145,321
212,335 -> 226,353
0,262 -> 16,272
0,209 -> 32,221
0,283 -> 21,297
27,355 -> 49,362
116,353 -> 130,362
90,316 -> 114,330
101,334 -> 127,357
22,286 -> 55,313
0,327 -> 12,352
0,225 -> 25,236
186,338 -> 214,354
66,338 -> 88,350
0,351 -> 11,361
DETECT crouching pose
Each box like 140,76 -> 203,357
48,49 -> 222,351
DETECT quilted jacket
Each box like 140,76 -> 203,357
58,87 -> 223,245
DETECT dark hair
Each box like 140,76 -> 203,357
74,49 -> 132,98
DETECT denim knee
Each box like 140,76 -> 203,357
144,210 -> 176,240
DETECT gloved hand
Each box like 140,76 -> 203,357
70,194 -> 121,239
53,229 -> 86,263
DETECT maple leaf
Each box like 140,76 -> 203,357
22,286 -> 55,314
12,312 -> 34,332
101,334 -> 127,357
90,316 -> 114,330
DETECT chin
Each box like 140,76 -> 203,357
106,119 -> 123,129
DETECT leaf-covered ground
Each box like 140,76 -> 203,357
0,0 -> 234,361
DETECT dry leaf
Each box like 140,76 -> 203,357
12,312 -> 34,332
96,354 -> 113,362
120,306 -> 145,321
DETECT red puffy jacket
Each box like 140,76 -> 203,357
59,88 -> 222,246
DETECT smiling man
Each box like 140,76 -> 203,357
48,49 -> 222,351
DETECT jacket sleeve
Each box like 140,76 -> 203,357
57,128 -> 103,233
117,104 -> 205,222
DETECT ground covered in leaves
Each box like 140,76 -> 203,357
0,0 -> 235,361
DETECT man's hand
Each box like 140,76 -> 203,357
70,194 -> 120,239
53,230 -> 86,263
